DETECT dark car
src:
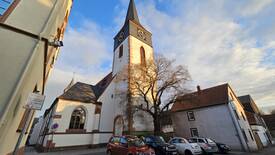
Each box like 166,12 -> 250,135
143,135 -> 177,155
107,135 -> 155,155
216,142 -> 230,154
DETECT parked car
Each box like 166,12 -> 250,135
168,137 -> 202,155
107,135 -> 155,155
143,135 -> 178,155
188,137 -> 218,155
216,142 -> 230,154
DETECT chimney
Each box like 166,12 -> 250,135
197,85 -> 201,94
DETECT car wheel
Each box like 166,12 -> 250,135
201,148 -> 207,155
184,150 -> 193,155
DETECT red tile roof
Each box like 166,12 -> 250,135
171,83 -> 229,112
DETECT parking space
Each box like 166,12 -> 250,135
25,145 -> 275,155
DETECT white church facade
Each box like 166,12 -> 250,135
34,0 -> 155,150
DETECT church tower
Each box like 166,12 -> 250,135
112,0 -> 154,132
112,0 -> 154,75
98,0 -> 154,142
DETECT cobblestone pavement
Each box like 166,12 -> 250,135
25,146 -> 275,155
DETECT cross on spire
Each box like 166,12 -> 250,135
125,0 -> 140,24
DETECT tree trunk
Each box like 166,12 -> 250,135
153,115 -> 161,135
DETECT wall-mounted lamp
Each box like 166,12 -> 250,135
48,40 -> 63,48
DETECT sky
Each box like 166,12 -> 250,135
39,0 -> 275,116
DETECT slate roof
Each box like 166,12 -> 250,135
58,82 -> 98,103
125,0 -> 140,25
171,83 -> 229,112
58,72 -> 113,103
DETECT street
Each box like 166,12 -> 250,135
25,146 -> 275,155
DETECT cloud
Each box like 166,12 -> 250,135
134,0 -> 275,113
40,0 -> 275,116
37,20 -> 112,116
239,0 -> 273,17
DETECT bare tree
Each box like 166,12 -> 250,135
116,55 -> 191,135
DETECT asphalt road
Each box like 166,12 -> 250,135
26,146 -> 275,155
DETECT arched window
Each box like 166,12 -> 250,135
69,107 -> 86,129
119,45 -> 123,58
140,46 -> 146,66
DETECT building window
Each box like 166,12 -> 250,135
69,107 -> 86,129
0,0 -> 15,16
140,46 -> 146,66
119,45 -> 123,58
242,129 -> 248,142
234,110 -> 240,120
190,128 -> 199,137
249,130 -> 254,141
187,111 -> 195,121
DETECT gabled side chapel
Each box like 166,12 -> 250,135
35,0 -> 155,150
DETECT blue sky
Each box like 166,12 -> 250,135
39,0 -> 275,116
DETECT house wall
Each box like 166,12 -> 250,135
172,104 -> 244,151
0,0 -> 72,154
251,125 -> 269,147
43,99 -> 98,148
228,87 -> 258,151
98,81 -> 119,143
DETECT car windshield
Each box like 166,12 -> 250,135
206,138 -> 215,144
188,139 -> 196,143
128,138 -> 146,147
154,136 -> 166,144
180,138 -> 188,143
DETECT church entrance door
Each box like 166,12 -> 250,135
114,116 -> 124,136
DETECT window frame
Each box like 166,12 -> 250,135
187,111 -> 195,121
140,46 -> 146,66
249,130 -> 254,141
119,45 -> 123,58
69,107 -> 86,130
0,0 -> 20,23
190,128 -> 199,137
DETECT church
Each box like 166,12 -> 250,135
34,0 -> 156,150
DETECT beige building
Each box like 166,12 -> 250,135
0,0 -> 72,154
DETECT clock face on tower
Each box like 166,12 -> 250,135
118,31 -> 124,42
137,29 -> 146,41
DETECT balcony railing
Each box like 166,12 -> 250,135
0,0 -> 14,16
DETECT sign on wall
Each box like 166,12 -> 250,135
24,93 -> 45,110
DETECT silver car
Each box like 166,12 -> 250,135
188,137 -> 218,155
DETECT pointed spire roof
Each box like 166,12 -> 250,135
125,0 -> 140,24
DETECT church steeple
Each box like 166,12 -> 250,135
125,0 -> 140,24
113,0 -> 152,51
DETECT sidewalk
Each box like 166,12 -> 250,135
24,147 -> 106,155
